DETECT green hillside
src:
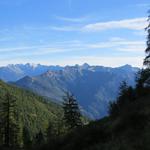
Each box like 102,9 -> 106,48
0,80 -> 63,142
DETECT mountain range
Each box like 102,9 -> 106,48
1,63 -> 138,119
0,63 -> 63,82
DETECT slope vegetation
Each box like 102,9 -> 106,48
0,80 -> 63,140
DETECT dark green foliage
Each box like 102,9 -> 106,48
63,92 -> 83,129
0,92 -> 21,148
108,101 -> 119,117
34,130 -> 45,146
53,76 -> 150,150
0,80 -> 63,148
117,81 -> 130,107
135,69 -> 150,97
23,127 -> 32,148
46,122 -> 54,141
117,82 -> 135,106
109,81 -> 136,117
144,10 -> 150,67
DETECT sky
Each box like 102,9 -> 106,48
0,0 -> 150,67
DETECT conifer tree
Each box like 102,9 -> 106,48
0,114 -> 3,146
34,130 -> 45,146
117,81 -> 129,107
23,126 -> 32,148
46,122 -> 54,141
144,10 -> 150,67
63,92 -> 83,129
109,81 -> 135,117
0,92 -> 21,147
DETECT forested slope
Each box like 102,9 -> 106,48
0,80 -> 63,143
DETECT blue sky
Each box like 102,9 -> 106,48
0,0 -> 149,67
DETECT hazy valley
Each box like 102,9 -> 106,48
0,63 -> 138,119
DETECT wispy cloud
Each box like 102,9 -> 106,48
133,30 -> 147,36
0,37 -> 145,68
50,26 -> 80,31
32,56 -> 144,68
135,3 -> 150,8
63,56 -> 144,67
22,25 -> 80,32
54,15 -> 90,23
48,17 -> 148,32
85,38 -> 146,53
6,17 -> 147,34
82,17 -> 147,32
0,45 -> 69,54
0,37 -> 145,55
0,37 -> 14,42
0,55 -> 144,68
0,41 -> 85,55
0,45 -> 44,53
116,45 -> 145,52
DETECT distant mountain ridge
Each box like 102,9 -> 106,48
0,63 -> 138,82
0,63 -> 63,81
12,63 -> 139,119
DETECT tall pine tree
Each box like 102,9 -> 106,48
63,92 -> 83,130
23,126 -> 32,148
0,92 -> 21,147
109,81 -> 135,117
34,130 -> 45,146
